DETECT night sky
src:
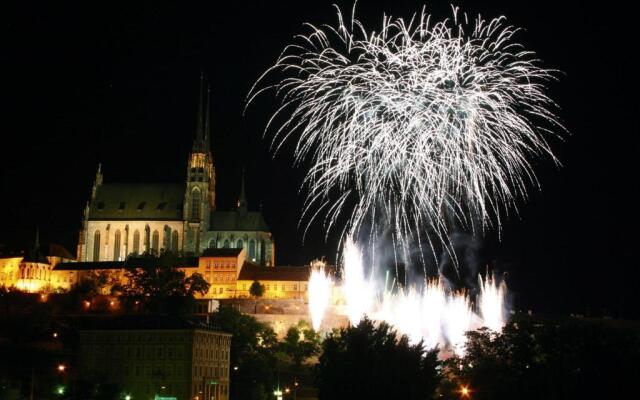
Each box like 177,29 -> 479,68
2,1 -> 638,317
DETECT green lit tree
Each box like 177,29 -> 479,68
281,320 -> 321,367
249,280 -> 264,313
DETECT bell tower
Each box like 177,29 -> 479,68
184,73 -> 216,254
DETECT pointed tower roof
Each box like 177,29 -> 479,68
193,72 -> 213,154
23,227 -> 49,264
204,84 -> 211,153
238,168 -> 247,213
193,72 -> 206,152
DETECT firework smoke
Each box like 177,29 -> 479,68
250,5 -> 563,263
328,238 -> 506,356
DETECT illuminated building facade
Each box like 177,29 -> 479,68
76,75 -> 275,267
0,233 -> 77,292
79,321 -> 231,400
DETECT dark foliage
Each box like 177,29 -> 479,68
211,305 -> 279,400
119,251 -> 210,314
443,319 -> 640,400
316,318 -> 441,400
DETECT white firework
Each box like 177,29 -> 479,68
308,264 -> 334,331
250,5 -> 563,262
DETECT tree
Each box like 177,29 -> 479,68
281,320 -> 321,367
249,281 -> 264,313
443,320 -> 640,400
211,306 -> 278,400
317,318 -> 441,400
120,252 -> 210,314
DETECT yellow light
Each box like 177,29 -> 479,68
460,385 -> 471,398
285,388 -> 290,393
57,364 -> 66,372
52,332 -> 58,338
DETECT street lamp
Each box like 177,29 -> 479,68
57,364 -> 66,373
459,385 -> 471,398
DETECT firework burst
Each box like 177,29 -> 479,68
250,5 -> 563,264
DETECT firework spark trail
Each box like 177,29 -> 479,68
479,272 -> 507,332
308,265 -> 334,331
250,6 -> 563,265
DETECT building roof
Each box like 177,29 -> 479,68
53,256 -> 199,271
88,183 -> 185,220
54,261 -> 125,271
238,263 -> 311,282
209,210 -> 270,232
76,315 -> 230,334
200,248 -> 243,257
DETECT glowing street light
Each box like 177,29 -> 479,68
57,364 -> 66,372
459,385 -> 471,398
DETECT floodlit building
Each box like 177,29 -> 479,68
0,232 -> 77,292
78,317 -> 231,400
76,75 -> 275,266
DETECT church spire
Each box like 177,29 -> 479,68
193,71 -> 206,152
238,168 -> 247,212
204,84 -> 211,152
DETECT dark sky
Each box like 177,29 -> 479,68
2,1 -> 638,316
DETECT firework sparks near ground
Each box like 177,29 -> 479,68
308,264 -> 334,331
250,5 -> 563,261
311,238 -> 506,356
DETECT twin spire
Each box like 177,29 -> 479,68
193,71 -> 212,153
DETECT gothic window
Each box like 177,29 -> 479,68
144,226 -> 150,252
236,239 -> 243,249
133,230 -> 140,255
172,231 -> 179,253
191,189 -> 201,221
93,230 -> 101,261
113,230 -> 121,261
223,239 -> 230,248
208,238 -> 217,249
163,226 -> 171,250
260,240 -> 266,265
249,240 -> 256,259
152,231 -> 159,254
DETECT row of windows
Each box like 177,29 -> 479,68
194,364 -> 229,379
262,283 -> 307,291
93,228 -> 180,261
95,201 -> 179,211
204,262 -> 236,269
208,238 -> 264,259
208,274 -> 235,282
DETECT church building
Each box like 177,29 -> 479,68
76,76 -> 275,266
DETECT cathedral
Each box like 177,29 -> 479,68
76,77 -> 275,266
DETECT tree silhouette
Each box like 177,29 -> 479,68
317,318 -> 441,400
